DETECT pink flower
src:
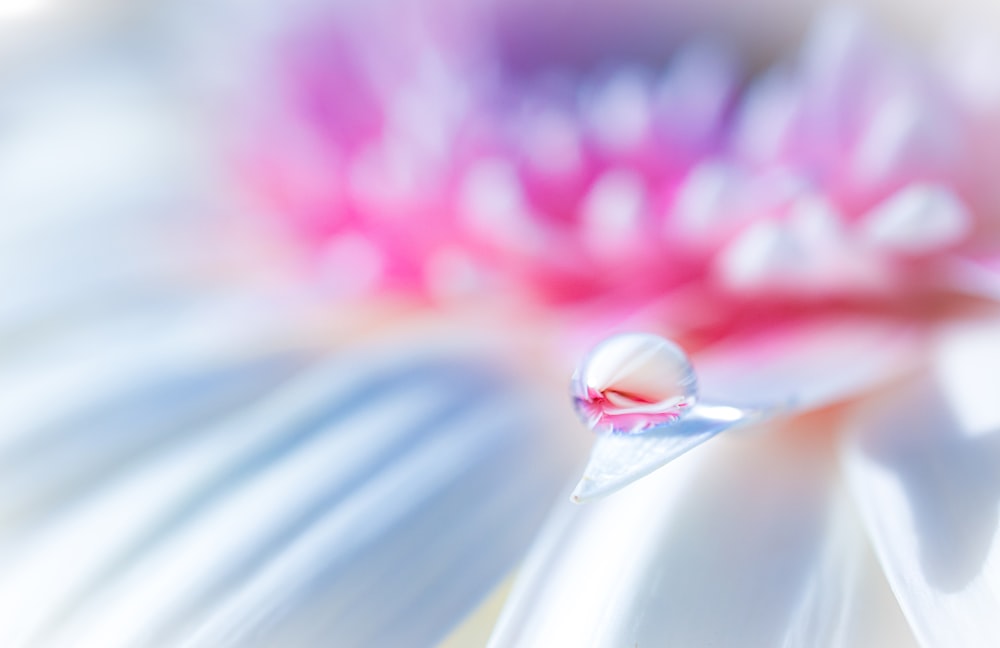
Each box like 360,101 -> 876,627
247,4 -> 999,346
25,2 -> 1000,647
231,4 -> 1000,646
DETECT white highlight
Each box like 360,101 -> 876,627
0,0 -> 49,21
458,159 -> 543,253
859,184 -> 971,255
673,162 -> 747,234
580,169 -> 646,257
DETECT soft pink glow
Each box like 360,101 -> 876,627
240,5 -> 1000,342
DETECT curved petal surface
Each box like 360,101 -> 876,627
843,323 -> 1000,648
0,340 -> 573,648
574,317 -> 918,500
492,423 -> 914,647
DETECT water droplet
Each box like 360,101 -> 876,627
572,333 -> 698,435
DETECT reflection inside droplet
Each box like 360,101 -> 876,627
572,332 -> 698,434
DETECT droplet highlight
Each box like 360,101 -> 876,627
572,332 -> 698,435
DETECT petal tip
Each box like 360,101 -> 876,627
570,474 -> 624,503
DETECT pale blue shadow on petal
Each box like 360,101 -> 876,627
0,296 -> 296,442
853,377 -> 1000,590
844,369 -> 1000,646
490,428 -> 906,647
0,345 -> 569,647
571,401 -> 771,501
0,352 -> 308,528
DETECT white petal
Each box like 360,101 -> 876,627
849,79 -> 958,189
842,346 -> 1000,647
0,297 -> 302,448
672,161 -> 751,237
0,349 -> 570,647
573,319 -> 919,500
716,194 -> 888,296
0,349 -> 306,528
571,402 -> 767,501
579,169 -> 647,259
935,321 -> 1000,436
458,158 -> 546,255
858,185 -> 971,255
494,427 -> 914,646
780,490 -> 918,648
696,318 -> 919,409
181,399 -> 551,648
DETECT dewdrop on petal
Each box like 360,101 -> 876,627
572,333 -> 698,435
